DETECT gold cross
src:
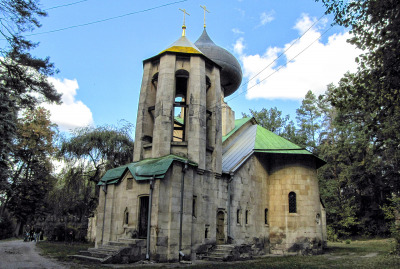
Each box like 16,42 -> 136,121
179,8 -> 190,26
200,5 -> 210,28
179,8 -> 190,36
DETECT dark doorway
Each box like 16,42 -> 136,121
216,211 -> 225,245
138,196 -> 149,238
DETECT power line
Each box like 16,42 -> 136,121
227,25 -> 334,102
25,0 -> 187,37
45,0 -> 89,11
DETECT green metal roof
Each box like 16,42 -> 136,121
254,125 -> 306,151
222,118 -> 325,172
222,117 -> 252,143
174,116 -> 184,125
98,154 -> 197,186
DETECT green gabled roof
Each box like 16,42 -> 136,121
99,154 -> 197,186
174,116 -> 184,125
222,117 -> 253,143
222,118 -> 325,172
255,125 -> 310,153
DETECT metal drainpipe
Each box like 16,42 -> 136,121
146,176 -> 155,260
101,184 -> 107,246
227,172 -> 234,242
178,161 -> 188,261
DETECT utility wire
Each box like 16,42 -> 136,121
24,0 -> 187,37
227,25 -> 334,102
45,0 -> 89,11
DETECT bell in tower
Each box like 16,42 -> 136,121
133,14 -> 226,173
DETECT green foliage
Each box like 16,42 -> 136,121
296,90 -> 324,152
59,125 -> 134,184
45,124 -> 135,234
0,0 -> 61,204
315,0 -> 400,240
242,107 -> 300,144
381,195 -> 400,254
5,107 -> 58,230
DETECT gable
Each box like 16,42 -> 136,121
222,118 -> 325,173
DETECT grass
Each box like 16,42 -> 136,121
36,241 -> 94,261
36,238 -> 400,269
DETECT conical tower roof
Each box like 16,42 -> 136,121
195,29 -> 242,97
160,35 -> 203,55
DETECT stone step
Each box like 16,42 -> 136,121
108,241 -> 130,247
70,254 -> 105,263
211,250 -> 232,255
88,247 -> 120,253
117,238 -> 146,246
85,250 -> 116,258
215,245 -> 235,249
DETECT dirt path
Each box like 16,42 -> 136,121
0,239 -> 69,269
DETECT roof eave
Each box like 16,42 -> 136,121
143,51 -> 221,69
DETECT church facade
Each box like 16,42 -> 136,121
95,25 -> 327,262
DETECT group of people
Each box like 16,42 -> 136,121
24,227 -> 43,242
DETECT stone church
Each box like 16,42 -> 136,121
92,21 -> 327,262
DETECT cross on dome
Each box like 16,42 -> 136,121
179,8 -> 190,36
200,5 -> 210,28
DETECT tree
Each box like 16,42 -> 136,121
243,107 -> 299,143
0,0 -> 61,195
6,107 -> 58,235
59,124 -> 135,184
243,107 -> 290,135
296,90 -> 323,152
316,0 -> 400,238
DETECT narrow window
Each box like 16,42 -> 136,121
205,225 -> 209,239
126,177 -> 133,190
316,213 -> 321,225
245,210 -> 249,224
173,70 -> 189,142
192,196 -> 197,218
264,208 -> 268,224
125,211 -> 129,225
289,192 -> 297,213
236,209 -> 241,224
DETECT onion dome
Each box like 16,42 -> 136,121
195,29 -> 242,97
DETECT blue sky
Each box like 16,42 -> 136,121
23,0 -> 360,133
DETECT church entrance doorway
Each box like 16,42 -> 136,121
138,196 -> 149,238
216,211 -> 225,244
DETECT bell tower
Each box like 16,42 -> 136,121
133,23 -> 223,173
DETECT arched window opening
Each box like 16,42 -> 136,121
264,208 -> 268,225
205,76 -> 213,149
316,213 -> 321,225
123,207 -> 129,225
173,70 -> 189,142
146,72 -> 158,144
245,210 -> 249,224
288,192 -> 297,213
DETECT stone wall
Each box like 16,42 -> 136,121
264,153 -> 324,254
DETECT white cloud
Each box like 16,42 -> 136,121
260,11 -> 275,25
234,37 -> 245,55
44,77 -> 94,132
236,14 -> 362,100
232,28 -> 244,34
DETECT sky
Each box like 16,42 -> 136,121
17,0 -> 361,134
